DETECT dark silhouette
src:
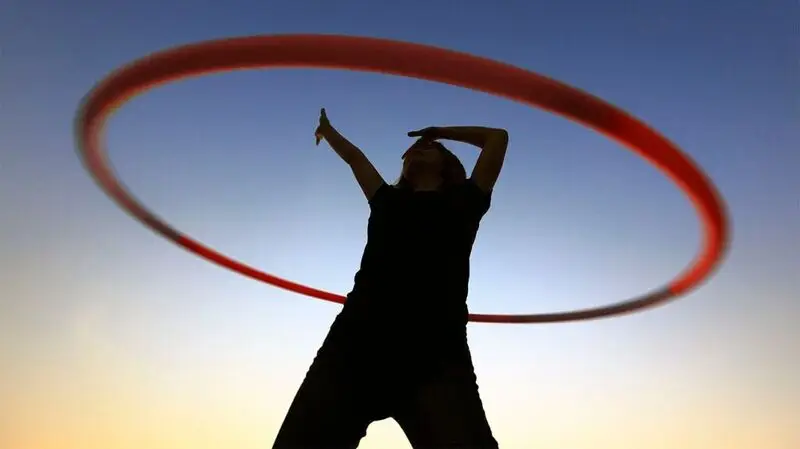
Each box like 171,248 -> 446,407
272,108 -> 509,449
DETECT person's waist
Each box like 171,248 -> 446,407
343,296 -> 468,327
350,279 -> 468,298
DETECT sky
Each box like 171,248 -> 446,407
1,0 -> 798,448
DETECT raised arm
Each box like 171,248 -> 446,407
316,108 -> 385,201
408,126 -> 509,193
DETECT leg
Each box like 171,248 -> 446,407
272,330 -> 374,449
393,358 -> 498,449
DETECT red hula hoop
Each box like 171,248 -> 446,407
74,34 -> 730,324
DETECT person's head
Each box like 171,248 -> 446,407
397,138 -> 466,190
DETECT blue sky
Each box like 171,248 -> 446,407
1,0 -> 797,448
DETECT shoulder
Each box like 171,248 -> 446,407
368,182 -> 402,209
451,178 -> 492,201
449,178 -> 492,217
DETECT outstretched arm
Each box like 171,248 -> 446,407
316,109 -> 385,201
410,126 -> 509,193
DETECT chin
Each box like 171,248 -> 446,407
407,161 -> 436,173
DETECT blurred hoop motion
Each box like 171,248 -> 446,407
74,34 -> 729,324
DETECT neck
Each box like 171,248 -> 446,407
406,172 -> 442,191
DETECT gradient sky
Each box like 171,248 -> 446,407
1,0 -> 798,448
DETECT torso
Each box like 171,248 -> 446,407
341,180 -> 491,346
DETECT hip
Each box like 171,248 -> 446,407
323,309 -> 470,369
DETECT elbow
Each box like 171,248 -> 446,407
486,128 -> 509,148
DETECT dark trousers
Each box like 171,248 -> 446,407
272,316 -> 498,449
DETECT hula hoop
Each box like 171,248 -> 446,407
74,34 -> 729,324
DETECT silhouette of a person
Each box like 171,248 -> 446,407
272,108 -> 509,449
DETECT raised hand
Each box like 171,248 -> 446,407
407,126 -> 441,142
315,108 -> 331,145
